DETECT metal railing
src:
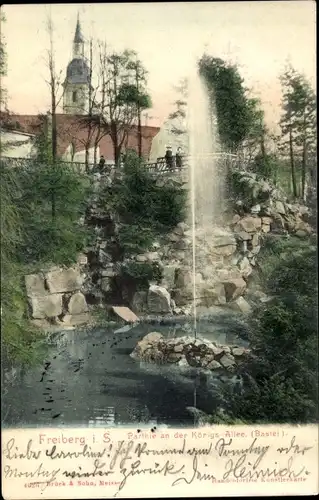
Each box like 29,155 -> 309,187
0,156 -> 189,175
1,153 -> 238,175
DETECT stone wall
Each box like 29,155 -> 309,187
131,332 -> 251,373
25,256 -> 89,329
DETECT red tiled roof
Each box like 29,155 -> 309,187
5,114 -> 160,161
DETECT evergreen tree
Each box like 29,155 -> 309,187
198,55 -> 264,154
0,10 -> 7,109
279,65 -> 317,199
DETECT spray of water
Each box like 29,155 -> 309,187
187,67 -> 225,339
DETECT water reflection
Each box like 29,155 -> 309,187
2,317 -> 248,429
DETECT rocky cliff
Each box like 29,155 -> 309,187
24,170 -> 315,326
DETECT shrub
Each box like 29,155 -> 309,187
100,151 -> 187,258
0,158 -> 91,364
223,245 -> 318,424
121,261 -> 162,288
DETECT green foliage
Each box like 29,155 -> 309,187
225,241 -> 318,423
13,159 -> 91,265
0,10 -> 7,106
121,261 -> 162,287
279,65 -> 317,198
251,152 -> 278,181
226,169 -> 272,209
1,155 -> 91,365
93,47 -> 151,162
100,152 -> 187,258
0,163 -> 46,366
198,55 -> 264,152
116,224 -> 156,256
256,234 -> 316,288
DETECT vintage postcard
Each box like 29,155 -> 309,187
1,1 -> 318,499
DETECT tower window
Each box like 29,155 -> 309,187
72,91 -> 77,103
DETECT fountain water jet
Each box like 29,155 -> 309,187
187,67 -> 226,339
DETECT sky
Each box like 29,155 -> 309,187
1,1 -> 316,129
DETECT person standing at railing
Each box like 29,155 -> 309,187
165,146 -> 174,171
98,155 -> 106,173
175,146 -> 183,171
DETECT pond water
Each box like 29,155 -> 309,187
2,313 -> 248,429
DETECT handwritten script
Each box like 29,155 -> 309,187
2,426 -> 318,499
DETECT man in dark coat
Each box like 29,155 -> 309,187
175,146 -> 183,171
98,155 -> 106,173
165,146 -> 174,171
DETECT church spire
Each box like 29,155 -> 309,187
73,13 -> 84,58
74,13 -> 84,43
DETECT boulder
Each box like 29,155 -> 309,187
175,268 -> 192,289
219,353 -> 236,370
211,244 -> 237,256
295,220 -> 312,234
261,224 -> 271,233
232,214 -> 241,224
112,306 -> 139,323
136,254 -> 148,263
232,296 -> 252,314
144,251 -> 161,262
251,204 -> 261,214
61,313 -> 90,326
250,245 -> 261,256
295,230 -> 308,238
172,289 -> 193,306
131,291 -> 148,314
29,294 -> 63,319
251,233 -> 260,247
210,345 -> 224,357
161,265 -> 177,289
236,231 -> 252,241
45,267 -> 83,294
98,249 -> 112,266
231,347 -> 246,357
25,273 -> 48,297
235,217 -> 262,233
76,253 -> 88,266
101,265 -> 116,278
168,232 -> 180,243
270,215 -> 286,233
67,292 -> 88,315
147,285 -> 172,314
274,201 -> 286,215
142,332 -> 164,344
200,284 -> 226,306
238,257 -> 253,278
130,332 -> 164,362
261,217 -> 273,225
101,277 -> 112,292
207,360 -> 222,370
223,278 -> 247,301
213,234 -> 237,247
166,352 -> 183,363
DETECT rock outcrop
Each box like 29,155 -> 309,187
25,264 -> 89,327
69,169 -> 315,318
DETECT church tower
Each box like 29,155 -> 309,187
63,15 -> 90,115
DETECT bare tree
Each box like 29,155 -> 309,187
45,13 -> 65,165
91,46 -> 151,166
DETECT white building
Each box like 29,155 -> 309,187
0,129 -> 36,158
149,114 -> 188,162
